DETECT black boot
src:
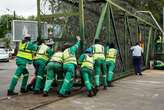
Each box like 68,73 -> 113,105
20,88 -> 28,93
88,90 -> 94,97
103,86 -> 107,90
108,81 -> 114,87
95,86 -> 99,93
27,84 -> 33,91
58,92 -> 69,97
33,90 -> 41,94
92,88 -> 97,96
7,90 -> 18,96
43,91 -> 48,97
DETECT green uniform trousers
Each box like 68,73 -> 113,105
33,59 -> 47,91
44,61 -> 63,92
106,61 -> 115,81
59,64 -> 75,95
94,59 -> 107,87
81,67 -> 93,92
8,57 -> 30,91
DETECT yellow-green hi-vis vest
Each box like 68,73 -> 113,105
81,54 -> 94,70
156,36 -> 162,43
63,49 -> 77,65
106,48 -> 117,63
35,44 -> 49,61
50,52 -> 63,63
17,41 -> 33,60
93,44 -> 105,60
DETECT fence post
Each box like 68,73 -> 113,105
94,3 -> 108,40
109,4 -> 125,72
79,0 -> 85,51
146,27 -> 152,67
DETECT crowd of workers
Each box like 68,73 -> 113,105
7,34 -> 119,97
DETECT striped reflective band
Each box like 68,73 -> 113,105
103,75 -> 106,77
64,79 -> 69,83
13,75 -> 19,79
85,81 -> 90,84
95,75 -> 99,78
37,75 -> 43,79
23,74 -> 29,77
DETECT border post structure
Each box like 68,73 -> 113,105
37,0 -> 41,41
109,3 -> 125,72
124,13 -> 127,71
105,3 -> 111,45
94,3 -> 108,41
79,0 -> 85,51
146,27 -> 152,67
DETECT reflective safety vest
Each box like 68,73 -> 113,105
35,44 -> 49,61
156,36 -> 162,43
63,48 -> 77,65
17,41 -> 33,60
106,48 -> 117,63
93,44 -> 105,60
81,54 -> 94,70
50,52 -> 63,63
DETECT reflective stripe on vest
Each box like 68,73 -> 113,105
93,44 -> 105,60
106,48 -> 117,63
50,52 -> 63,63
35,44 -> 49,61
17,41 -> 33,60
63,49 -> 77,65
81,54 -> 94,70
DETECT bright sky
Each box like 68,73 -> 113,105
0,0 -> 37,17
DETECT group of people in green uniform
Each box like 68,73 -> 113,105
7,34 -> 118,97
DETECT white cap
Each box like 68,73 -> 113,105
24,34 -> 31,38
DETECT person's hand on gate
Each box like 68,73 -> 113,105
76,36 -> 81,41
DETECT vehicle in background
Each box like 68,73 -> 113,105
0,48 -> 10,62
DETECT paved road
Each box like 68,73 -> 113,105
0,59 -> 34,97
36,70 -> 164,110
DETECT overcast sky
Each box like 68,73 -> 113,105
0,0 -> 37,17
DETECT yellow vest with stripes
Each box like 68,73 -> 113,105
17,41 -> 33,60
50,52 -> 63,63
93,44 -> 105,60
106,48 -> 117,63
156,36 -> 162,43
81,54 -> 94,70
63,49 -> 77,65
35,44 -> 49,61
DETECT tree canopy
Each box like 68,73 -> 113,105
125,0 -> 164,24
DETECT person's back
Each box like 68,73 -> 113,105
131,45 -> 143,57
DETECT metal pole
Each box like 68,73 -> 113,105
109,4 -> 125,72
37,0 -> 41,41
146,27 -> 152,67
124,13 -> 127,71
94,3 -> 108,40
79,0 -> 85,51
106,4 -> 111,43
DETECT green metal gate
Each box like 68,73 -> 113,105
37,0 -> 162,79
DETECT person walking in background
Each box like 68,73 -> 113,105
130,42 -> 143,75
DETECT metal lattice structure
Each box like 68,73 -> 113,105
37,0 -> 162,79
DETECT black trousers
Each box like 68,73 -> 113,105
133,56 -> 142,74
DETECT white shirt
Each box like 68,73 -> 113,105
130,45 -> 143,57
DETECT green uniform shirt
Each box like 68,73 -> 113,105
68,40 -> 80,55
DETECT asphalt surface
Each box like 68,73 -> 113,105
36,70 -> 164,110
0,59 -> 34,97
0,60 -> 164,110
